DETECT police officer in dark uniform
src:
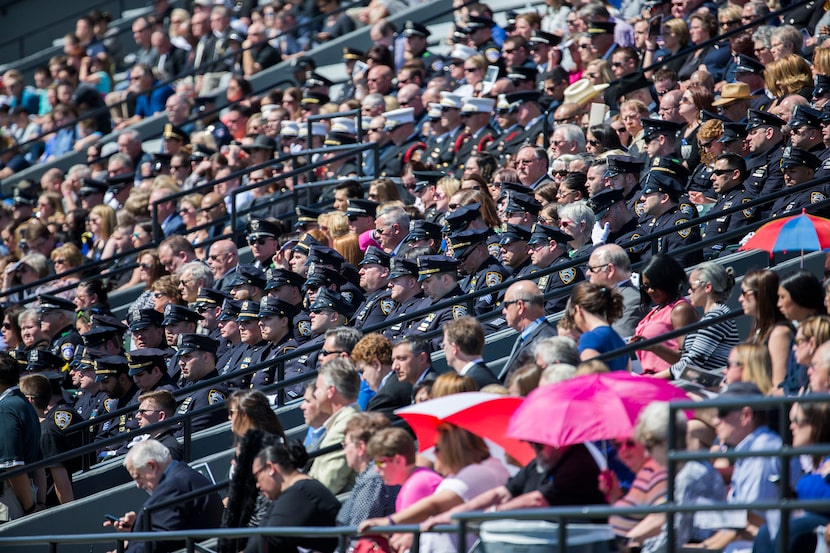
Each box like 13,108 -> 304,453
411,170 -> 447,225
70,346 -> 107,421
589,189 -> 639,246
264,268 -> 312,345
718,121 -> 750,158
622,171 -> 702,267
500,224 -> 533,275
403,220 -> 445,254
258,297 -> 301,388
94,355 -> 139,460
444,202 -> 501,259
702,152 -> 760,259
384,257 -> 430,342
523,223 -> 581,314
447,229 -> 510,317
768,147 -> 827,218
305,245 -> 365,309
174,333 -> 228,438
161,304 -> 203,382
502,190 -> 543,231
413,255 -> 469,349
401,20 -> 434,68
744,109 -> 786,212
126,348 -> 177,396
127,308 -> 168,351
234,300 -> 273,390
229,264 -> 268,302
642,156 -> 696,221
19,365 -> 84,504
191,287 -> 231,361
454,97 -> 499,176
789,105 -> 827,158
38,295 -> 84,374
353,246 -> 398,331
464,15 -> 502,67
816,103 -> 830,180
216,299 -> 247,375
604,154 -> 645,221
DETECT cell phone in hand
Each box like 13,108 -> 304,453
104,514 -> 120,523
648,15 -> 663,38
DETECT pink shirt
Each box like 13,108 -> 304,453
634,298 -> 690,374
396,467 -> 442,511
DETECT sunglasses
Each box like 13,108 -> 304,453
248,237 -> 269,246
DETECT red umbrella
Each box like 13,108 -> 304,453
395,392 -> 534,465
507,372 -> 691,448
739,209 -> 830,263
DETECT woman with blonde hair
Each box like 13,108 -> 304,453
644,18 -> 690,74
43,243 -> 84,300
764,54 -> 813,100
150,275 -> 183,312
85,204 -> 117,261
431,373 -> 477,398
584,59 -> 613,85
812,42 -> 830,77
454,54 -> 487,97
688,119 -> 723,203
723,343 -> 773,395
131,249 -> 166,309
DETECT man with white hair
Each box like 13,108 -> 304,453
177,261 -> 214,304
585,244 -> 645,338
106,439 -> 223,553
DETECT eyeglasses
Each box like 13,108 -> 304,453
586,263 -> 610,274
368,127 -> 384,132
611,62 -> 624,68
248,237 -> 269,246
136,408 -> 160,416
640,282 -> 656,291
320,349 -> 346,356
790,415 -> 807,426
502,299 -> 524,308
464,67 -> 480,72
711,169 -> 733,176
740,289 -> 755,298
515,158 -> 537,165
2,322 -> 11,329
374,457 -> 393,468
679,97 -> 692,104
252,464 -> 266,478
688,279 -> 706,292
54,258 -> 66,264
717,407 -> 739,419
588,139 -> 602,147
153,291 -> 167,298
720,19 -> 740,27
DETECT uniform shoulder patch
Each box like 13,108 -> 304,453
485,271 -> 504,287
60,343 -> 75,362
484,48 -> 500,63
559,267 -> 577,285
207,389 -> 227,404
488,243 -> 501,258
380,298 -> 396,315
341,291 -> 354,304
740,198 -> 756,219
297,320 -> 311,337
104,398 -> 117,413
811,191 -> 827,204
675,218 -> 691,238
54,410 -> 73,430
452,305 -> 468,319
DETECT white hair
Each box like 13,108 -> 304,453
124,439 -> 172,470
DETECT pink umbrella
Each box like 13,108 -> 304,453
395,392 -> 534,465
507,372 -> 692,448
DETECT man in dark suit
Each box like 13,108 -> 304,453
586,244 -> 647,339
498,281 -> 558,383
107,439 -> 223,553
353,334 -> 412,420
443,316 -> 499,389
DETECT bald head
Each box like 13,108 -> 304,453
503,280 -> 545,332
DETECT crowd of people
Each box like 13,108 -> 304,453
1,0 -> 830,551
